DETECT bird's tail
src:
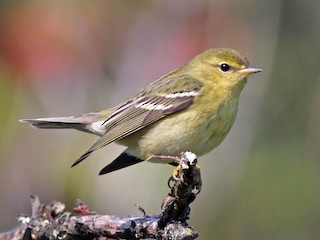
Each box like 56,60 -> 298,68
20,117 -> 83,129
20,110 -> 113,136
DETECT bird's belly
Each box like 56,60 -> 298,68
124,106 -> 237,161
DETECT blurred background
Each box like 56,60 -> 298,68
0,0 -> 320,239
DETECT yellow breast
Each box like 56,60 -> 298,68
120,84 -> 241,161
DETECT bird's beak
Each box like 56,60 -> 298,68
239,66 -> 263,76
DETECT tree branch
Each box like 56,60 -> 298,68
0,151 -> 201,240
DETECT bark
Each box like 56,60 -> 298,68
0,152 -> 201,240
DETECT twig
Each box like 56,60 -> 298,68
0,151 -> 201,240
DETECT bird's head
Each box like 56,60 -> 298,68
187,48 -> 262,88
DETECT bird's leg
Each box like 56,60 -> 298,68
149,154 -> 182,180
151,154 -> 181,162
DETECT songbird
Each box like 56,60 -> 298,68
20,48 -> 262,175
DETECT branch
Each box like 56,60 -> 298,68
0,152 -> 201,240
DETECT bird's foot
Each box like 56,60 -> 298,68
167,152 -> 202,193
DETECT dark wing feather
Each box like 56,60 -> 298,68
72,75 -> 202,166
99,150 -> 143,175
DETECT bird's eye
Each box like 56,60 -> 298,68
220,63 -> 230,72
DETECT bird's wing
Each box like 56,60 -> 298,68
72,75 -> 203,166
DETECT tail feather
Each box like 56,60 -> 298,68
20,117 -> 83,129
19,112 -> 108,135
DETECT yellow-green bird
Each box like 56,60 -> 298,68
21,48 -> 262,175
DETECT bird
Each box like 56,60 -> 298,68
20,48 -> 262,175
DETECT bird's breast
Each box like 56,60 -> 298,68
124,95 -> 240,161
